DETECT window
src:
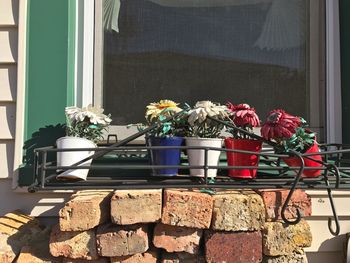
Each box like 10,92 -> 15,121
91,0 -> 326,140
14,0 -> 343,188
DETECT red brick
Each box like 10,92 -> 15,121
161,252 -> 205,263
96,224 -> 149,257
263,253 -> 307,263
256,190 -> 311,221
62,258 -> 110,263
0,210 -> 43,262
161,190 -> 213,229
205,231 -> 262,263
17,226 -> 60,263
153,223 -> 203,254
59,190 -> 112,231
111,189 -> 162,225
111,250 -> 158,263
49,225 -> 98,260
17,246 -> 61,263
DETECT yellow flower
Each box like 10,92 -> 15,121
145,100 -> 182,121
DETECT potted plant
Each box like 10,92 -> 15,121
261,109 -> 322,177
225,103 -> 262,178
144,99 -> 185,176
185,100 -> 229,177
56,105 -> 112,180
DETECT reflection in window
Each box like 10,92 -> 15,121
103,0 -> 308,124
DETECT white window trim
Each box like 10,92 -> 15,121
326,0 -> 342,144
74,0 -> 95,107
13,0 -> 29,189
79,0 -> 342,143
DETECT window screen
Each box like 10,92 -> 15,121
101,0 -> 320,127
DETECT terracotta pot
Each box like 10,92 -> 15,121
282,141 -> 322,177
224,138 -> 262,178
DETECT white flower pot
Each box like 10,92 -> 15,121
185,137 -> 223,177
56,136 -> 96,180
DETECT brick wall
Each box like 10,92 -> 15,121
42,188 -> 312,262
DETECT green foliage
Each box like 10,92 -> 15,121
129,108 -> 188,138
226,124 -> 254,140
278,119 -> 316,153
66,115 -> 109,143
149,110 -> 188,138
184,121 -> 225,138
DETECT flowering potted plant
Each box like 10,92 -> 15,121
261,109 -> 322,177
56,105 -> 112,180
225,103 -> 262,178
185,101 -> 229,177
144,99 -> 185,176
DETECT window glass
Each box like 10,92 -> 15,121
103,0 -> 311,125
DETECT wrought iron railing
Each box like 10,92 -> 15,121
28,114 -> 350,236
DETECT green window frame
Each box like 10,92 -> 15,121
17,0 -> 75,186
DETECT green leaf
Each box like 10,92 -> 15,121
200,188 -> 216,195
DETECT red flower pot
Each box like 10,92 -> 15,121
282,141 -> 322,177
224,138 -> 263,179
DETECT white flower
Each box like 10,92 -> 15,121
65,105 -> 112,126
187,101 -> 228,126
65,106 -> 81,122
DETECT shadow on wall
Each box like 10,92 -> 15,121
8,24 -> 18,62
23,124 -> 65,165
0,211 -> 61,262
19,124 -> 65,186
306,231 -> 348,263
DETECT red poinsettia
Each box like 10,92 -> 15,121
261,109 -> 301,140
227,103 -> 260,128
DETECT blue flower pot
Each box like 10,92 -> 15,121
148,136 -> 184,176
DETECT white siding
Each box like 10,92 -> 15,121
0,0 -> 17,177
0,0 -> 19,26
0,179 -> 70,216
0,65 -> 17,101
306,251 -> 344,263
0,140 -> 14,178
309,191 -> 350,216
305,191 -> 350,262
0,29 -> 18,62
0,103 -> 15,139
306,218 -> 350,252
